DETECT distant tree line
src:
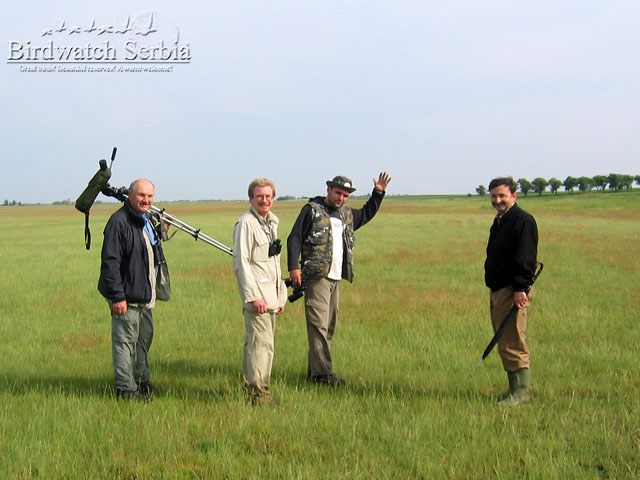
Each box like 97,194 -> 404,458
476,174 -> 640,196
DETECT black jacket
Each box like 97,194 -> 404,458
98,201 -> 153,304
287,189 -> 385,277
484,203 -> 538,292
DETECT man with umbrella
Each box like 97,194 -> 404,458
484,176 -> 538,407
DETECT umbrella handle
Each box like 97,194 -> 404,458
531,262 -> 543,285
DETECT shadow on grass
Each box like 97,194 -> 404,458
273,367 -> 489,403
0,359 -> 239,403
0,361 -> 492,404
152,358 -> 240,402
0,373 -> 113,398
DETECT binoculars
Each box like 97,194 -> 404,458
268,239 -> 282,257
284,278 -> 305,303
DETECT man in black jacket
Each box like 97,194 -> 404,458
98,178 -> 159,402
484,176 -> 538,407
287,172 -> 391,385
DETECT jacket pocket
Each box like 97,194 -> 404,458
253,239 -> 271,263
257,279 -> 279,310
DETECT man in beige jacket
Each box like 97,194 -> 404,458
233,178 -> 287,406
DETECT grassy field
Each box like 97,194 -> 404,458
0,191 -> 639,479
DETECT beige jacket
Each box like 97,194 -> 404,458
232,206 -> 287,311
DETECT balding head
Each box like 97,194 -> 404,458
128,178 -> 155,214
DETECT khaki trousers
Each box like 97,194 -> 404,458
304,277 -> 340,377
242,306 -> 276,395
490,286 -> 534,372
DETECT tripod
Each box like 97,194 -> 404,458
102,184 -> 233,256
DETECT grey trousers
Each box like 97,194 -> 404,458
242,306 -> 276,395
304,277 -> 340,377
111,305 -> 154,392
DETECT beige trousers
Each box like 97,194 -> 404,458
490,286 -> 535,372
242,306 -> 276,395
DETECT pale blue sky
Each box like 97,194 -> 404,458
2,1 -> 639,203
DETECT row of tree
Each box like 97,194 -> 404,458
476,174 -> 640,196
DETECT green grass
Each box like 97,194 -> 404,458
0,193 -> 639,479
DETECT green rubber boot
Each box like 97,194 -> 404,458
493,372 -> 515,402
497,368 -> 530,407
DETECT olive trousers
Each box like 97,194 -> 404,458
111,305 -> 154,392
304,277 -> 341,377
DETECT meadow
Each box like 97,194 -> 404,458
0,191 -> 638,479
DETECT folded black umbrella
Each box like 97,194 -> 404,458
476,262 -> 543,369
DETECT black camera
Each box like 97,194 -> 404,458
284,278 -> 305,303
268,239 -> 282,257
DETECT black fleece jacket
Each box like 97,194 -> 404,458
484,203 -> 538,293
98,201 -> 152,304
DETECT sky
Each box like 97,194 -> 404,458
2,1 -> 639,204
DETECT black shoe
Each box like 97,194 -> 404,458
116,389 -> 152,403
137,381 -> 159,395
307,373 -> 347,386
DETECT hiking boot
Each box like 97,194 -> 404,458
116,389 -> 152,403
137,380 -> 159,396
307,373 -> 347,386
244,384 -> 279,407
251,393 -> 280,408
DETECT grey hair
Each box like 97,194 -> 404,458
129,178 -> 155,195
